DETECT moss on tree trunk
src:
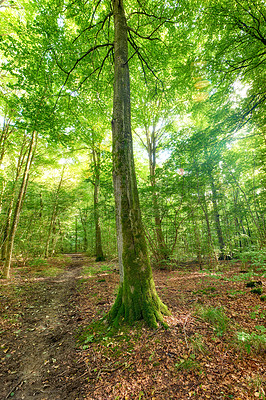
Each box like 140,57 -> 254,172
110,0 -> 169,328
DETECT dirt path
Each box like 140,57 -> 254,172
1,255 -> 87,400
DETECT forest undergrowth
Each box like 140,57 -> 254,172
0,254 -> 265,399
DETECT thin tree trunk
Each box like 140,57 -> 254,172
57,218 -> 65,253
0,112 -> 20,216
44,166 -> 64,258
75,215 -> 78,253
3,131 -> 38,278
79,208 -> 88,252
147,126 -> 169,261
1,132 -> 29,261
92,148 -> 105,261
109,0 -> 169,328
225,162 -> 266,246
191,210 -> 202,268
196,179 -> 216,261
0,109 -> 15,165
208,171 -> 225,258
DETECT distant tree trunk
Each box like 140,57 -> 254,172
50,221 -> 59,256
196,183 -> 217,262
92,148 -> 105,262
44,167 -> 64,258
79,208 -> 88,251
3,131 -> 37,279
208,171 -> 225,258
225,162 -> 266,246
191,210 -> 202,268
146,125 -> 169,261
57,218 -> 65,253
109,0 -> 169,328
39,193 -> 43,218
75,215 -> 78,253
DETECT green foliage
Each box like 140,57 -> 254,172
175,354 -> 201,372
188,333 -> 207,354
250,306 -> 266,320
236,327 -> 266,355
78,319 -> 138,353
251,288 -> 263,295
195,306 -> 229,337
28,258 -> 49,268
193,286 -> 217,296
248,374 -> 266,400
78,319 -> 110,347
224,272 -> 262,283
246,281 -> 256,288
33,267 -> 63,278
82,264 -> 113,276
237,249 -> 266,272
152,258 -> 174,271
227,289 -> 245,298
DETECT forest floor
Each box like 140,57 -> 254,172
0,254 -> 265,400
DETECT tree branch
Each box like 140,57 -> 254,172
56,43 -> 113,105
73,12 -> 113,43
128,33 -> 164,90
127,24 -> 163,41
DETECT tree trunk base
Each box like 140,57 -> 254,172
95,255 -> 106,262
108,282 -> 170,329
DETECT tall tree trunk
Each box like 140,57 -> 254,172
92,148 -> 105,261
3,131 -> 37,278
109,0 -> 169,328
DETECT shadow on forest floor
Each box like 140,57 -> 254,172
0,254 -> 265,399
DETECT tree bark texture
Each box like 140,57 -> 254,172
110,0 -> 169,328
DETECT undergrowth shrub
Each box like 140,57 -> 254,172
34,267 -> 62,277
195,306 -> 229,336
82,264 -> 113,276
189,333 -> 207,354
175,354 -> 201,372
28,258 -> 48,268
236,248 -> 266,273
236,326 -> 266,355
